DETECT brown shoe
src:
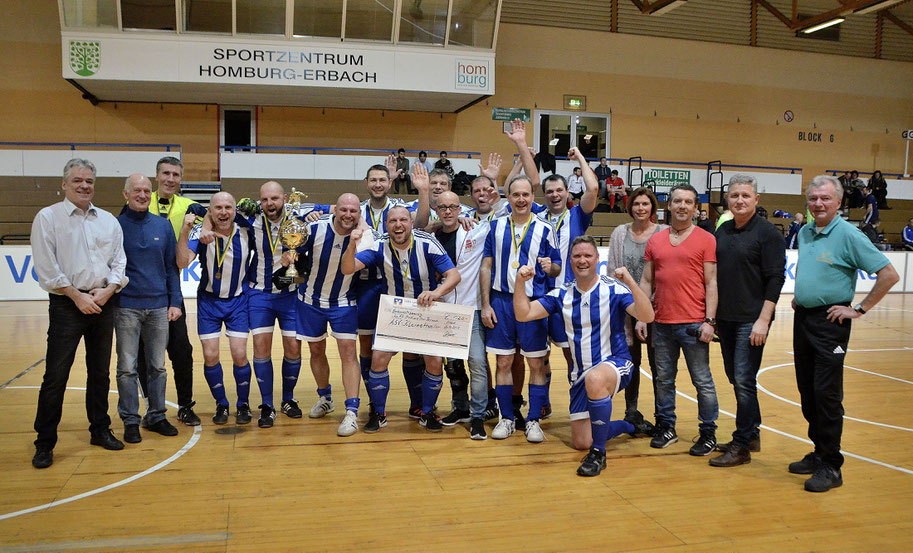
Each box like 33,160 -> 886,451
709,446 -> 751,467
716,437 -> 760,453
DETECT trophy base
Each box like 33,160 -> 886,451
274,275 -> 306,286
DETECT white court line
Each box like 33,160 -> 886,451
785,346 -> 913,354
0,386 -> 202,521
641,368 -> 913,476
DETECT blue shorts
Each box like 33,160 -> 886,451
197,292 -> 249,340
296,301 -> 357,342
486,290 -> 548,357
548,311 -> 569,348
355,278 -> 383,335
248,289 -> 297,337
569,356 -> 634,421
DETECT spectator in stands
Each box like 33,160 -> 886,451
435,151 -> 455,179
595,157 -> 611,198
393,148 -> 413,194
606,170 -> 627,213
903,218 -> 913,251
860,220 -> 882,247
869,170 -> 888,210
697,209 -> 714,233
862,185 -> 879,226
415,151 -> 433,174
785,212 -> 804,249
567,167 -> 585,201
845,171 -> 866,209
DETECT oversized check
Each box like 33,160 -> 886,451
373,294 -> 474,359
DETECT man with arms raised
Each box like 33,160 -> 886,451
341,205 -> 460,432
515,236 -> 654,476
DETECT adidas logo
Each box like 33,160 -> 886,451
582,302 -> 590,308
333,243 -> 342,249
591,420 -> 605,425
238,380 -> 250,386
833,346 -> 845,354
371,384 -> 387,390
211,383 -> 223,389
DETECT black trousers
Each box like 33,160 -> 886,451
34,294 -> 115,448
136,300 -> 194,407
793,304 -> 852,469
625,321 -> 657,417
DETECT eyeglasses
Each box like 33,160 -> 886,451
438,205 -> 461,212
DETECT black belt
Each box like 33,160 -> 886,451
795,302 -> 850,313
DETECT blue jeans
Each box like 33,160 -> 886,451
115,307 -> 169,426
653,322 -> 718,433
446,310 -> 490,418
717,320 -> 764,447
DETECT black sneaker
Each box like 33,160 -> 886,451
577,447 -> 607,477
483,405 -> 499,421
408,406 -> 423,420
236,404 -> 253,425
470,417 -> 487,440
364,411 -> 387,433
212,404 -> 230,425
123,424 -> 142,444
177,402 -> 201,426
650,425 -> 678,449
441,408 -> 471,426
805,465 -> 843,492
32,446 -> 53,469
540,404 -> 553,420
420,412 -> 443,432
689,431 -> 717,456
280,399 -> 303,419
788,452 -> 822,475
625,410 -> 655,438
147,419 -> 179,437
90,429 -> 125,451
258,404 -> 277,428
513,407 -> 527,432
717,437 -> 761,453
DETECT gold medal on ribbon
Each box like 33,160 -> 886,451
391,236 -> 414,280
213,227 -> 236,281
265,213 -> 286,253
511,261 -> 520,269
509,216 -> 532,273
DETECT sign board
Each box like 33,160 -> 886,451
492,107 -> 531,122
903,130 -> 913,140
644,168 -> 691,189
373,294 -> 474,359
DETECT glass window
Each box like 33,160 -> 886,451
121,0 -> 176,31
538,113 -> 572,158
448,0 -> 496,48
293,0 -> 343,38
61,0 -> 117,28
345,0 -> 394,41
575,116 -> 607,160
183,0 -> 231,33
237,0 -> 285,35
398,0 -> 448,45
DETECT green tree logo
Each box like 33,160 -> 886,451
69,41 -> 100,76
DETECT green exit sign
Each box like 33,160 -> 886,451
564,95 -> 586,111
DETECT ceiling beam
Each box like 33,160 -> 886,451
757,0 -> 907,31
884,10 -> 913,36
630,0 -> 687,15
755,0 -> 793,26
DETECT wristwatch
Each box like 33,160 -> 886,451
853,303 -> 866,315
703,317 -> 717,326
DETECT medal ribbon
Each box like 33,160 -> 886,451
264,213 -> 286,253
214,226 -> 236,275
551,209 -> 569,232
474,210 -> 495,223
510,215 -> 533,262
390,235 -> 414,280
367,199 -> 390,231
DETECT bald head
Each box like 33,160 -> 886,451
337,192 -> 360,211
209,191 -> 237,232
259,180 -> 286,222
435,191 -> 461,231
334,192 -> 362,234
123,173 -> 152,212
260,180 -> 283,198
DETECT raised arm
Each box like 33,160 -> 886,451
412,162 -> 431,229
479,152 -> 503,188
177,213 -> 198,269
505,119 -> 539,189
513,265 -> 549,322
615,267 -> 654,324
569,147 -> 599,215
340,228 -> 368,275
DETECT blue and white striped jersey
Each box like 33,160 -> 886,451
355,230 -> 455,299
297,214 -> 356,308
538,205 -> 593,286
358,197 -> 412,281
483,214 -> 561,298
538,276 -> 634,385
188,222 -> 251,298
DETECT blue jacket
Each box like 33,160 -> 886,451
116,207 -> 182,309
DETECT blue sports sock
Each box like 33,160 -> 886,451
527,384 -> 548,422
281,357 -> 301,402
253,357 -> 274,407
317,385 -> 332,401
608,420 -> 635,440
495,384 -> 514,420
589,395 -> 613,452
359,356 -> 372,385
233,363 -> 252,407
421,371 -> 444,415
367,370 -> 390,415
402,357 -> 425,408
544,371 -> 552,408
344,397 -> 360,415
203,363 -> 228,406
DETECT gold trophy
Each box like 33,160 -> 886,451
278,188 -> 310,283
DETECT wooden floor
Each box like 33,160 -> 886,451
0,294 -> 912,552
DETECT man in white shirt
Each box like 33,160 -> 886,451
567,167 -> 585,201
30,158 -> 128,468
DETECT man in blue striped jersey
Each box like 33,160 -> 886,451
341,205 -> 461,432
292,193 -> 364,437
480,174 -> 561,443
514,236 -> 655,476
243,181 -> 333,428
177,192 -> 253,425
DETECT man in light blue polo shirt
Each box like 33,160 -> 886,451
790,175 -> 898,493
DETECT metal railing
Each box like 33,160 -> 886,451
0,141 -> 181,153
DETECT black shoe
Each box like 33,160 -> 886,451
805,465 -> 843,492
470,417 -> 487,440
540,404 -> 553,419
577,447 -> 607,477
258,404 -> 277,428
123,424 -> 142,444
483,405 -> 499,421
364,411 -> 387,433
788,452 -> 821,475
420,412 -> 443,432
716,437 -> 761,453
689,431 -> 717,456
147,419 -> 179,437
408,406 -> 424,420
90,429 -> 125,451
280,399 -> 303,419
177,401 -> 201,426
212,404 -> 230,425
513,407 -> 527,432
32,446 -> 53,469
650,425 -> 678,449
441,408 -> 471,426
709,445 -> 751,467
625,410 -> 656,438
236,404 -> 253,425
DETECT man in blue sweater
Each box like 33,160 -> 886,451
114,174 -> 183,443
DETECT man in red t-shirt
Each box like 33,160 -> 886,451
607,170 -> 627,212
638,184 -> 719,456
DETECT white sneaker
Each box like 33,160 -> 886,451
337,411 -> 358,437
491,418 -> 516,440
525,420 -> 544,443
309,396 -> 335,418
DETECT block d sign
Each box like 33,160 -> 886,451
492,107 -> 530,122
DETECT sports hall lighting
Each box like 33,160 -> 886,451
800,18 -> 845,34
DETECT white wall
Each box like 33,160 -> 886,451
0,149 -> 180,178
